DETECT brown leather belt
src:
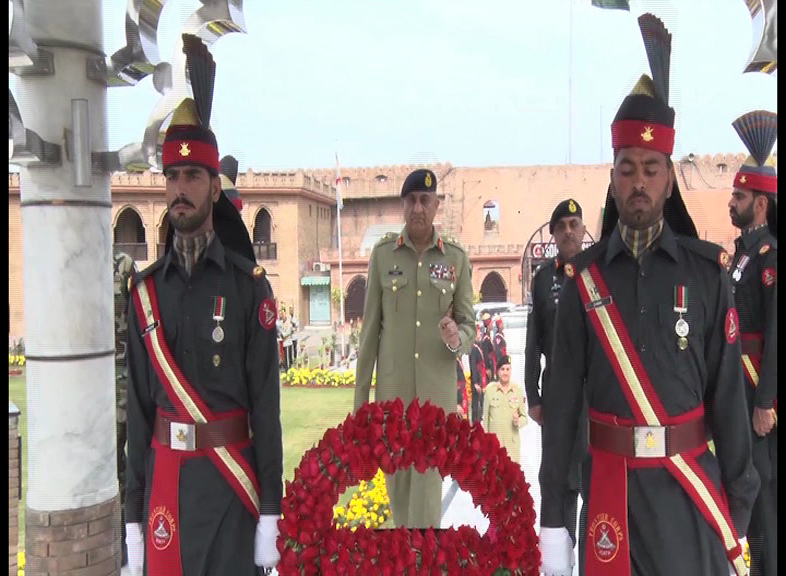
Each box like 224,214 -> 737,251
154,412 -> 249,451
740,335 -> 763,356
589,417 -> 706,459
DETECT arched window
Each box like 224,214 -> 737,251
344,276 -> 367,322
114,207 -> 147,261
480,271 -> 507,303
483,200 -> 500,232
157,211 -> 170,258
253,208 -> 276,260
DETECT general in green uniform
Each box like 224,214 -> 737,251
482,355 -> 527,465
113,249 -> 135,566
354,168 -> 475,529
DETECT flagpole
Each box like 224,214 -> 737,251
335,146 -> 346,363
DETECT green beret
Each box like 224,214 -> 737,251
401,169 -> 437,197
549,199 -> 583,234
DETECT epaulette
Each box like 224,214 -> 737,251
442,236 -> 466,253
569,241 -> 607,275
225,248 -> 261,277
759,238 -> 777,255
677,236 -> 730,270
132,258 -> 165,287
375,232 -> 398,247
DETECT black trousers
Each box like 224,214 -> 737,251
471,386 -> 483,424
748,430 -> 777,576
117,420 -> 128,565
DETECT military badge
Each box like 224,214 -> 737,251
718,251 -> 731,270
762,267 -> 776,287
127,276 -> 133,293
759,244 -> 771,255
179,142 -> 191,157
149,506 -> 176,551
424,172 -> 433,187
740,175 -> 747,184
429,263 -> 450,280
731,255 -> 750,282
564,263 -> 575,278
589,513 -> 623,563
725,308 -> 739,344
437,237 -> 444,252
397,235 -> 405,247
641,126 -> 654,142
259,298 -> 277,330
212,354 -> 221,367
569,200 -> 577,213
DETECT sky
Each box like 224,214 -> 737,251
10,0 -> 779,171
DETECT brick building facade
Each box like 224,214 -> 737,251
8,154 -> 747,338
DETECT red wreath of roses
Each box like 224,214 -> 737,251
277,398 -> 541,575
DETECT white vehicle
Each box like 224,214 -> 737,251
473,301 -> 517,323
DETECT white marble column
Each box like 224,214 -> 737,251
16,0 -> 117,513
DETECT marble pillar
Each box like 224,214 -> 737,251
15,0 -> 120,573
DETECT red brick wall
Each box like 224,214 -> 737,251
24,497 -> 121,575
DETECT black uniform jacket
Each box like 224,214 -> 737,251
730,226 -> 777,410
540,224 -> 760,575
125,237 -> 283,570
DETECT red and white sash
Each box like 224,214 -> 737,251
131,276 -> 261,576
576,263 -> 747,576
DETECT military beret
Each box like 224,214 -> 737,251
401,169 -> 437,197
549,199 -> 583,234
498,355 -> 511,368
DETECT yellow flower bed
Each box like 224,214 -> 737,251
281,367 -> 376,388
18,550 -> 24,575
9,354 -> 26,367
333,469 -> 391,531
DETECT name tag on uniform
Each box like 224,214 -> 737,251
388,269 -> 403,276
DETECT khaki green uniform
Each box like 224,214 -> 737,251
113,250 -> 134,562
482,381 -> 527,465
354,226 -> 475,528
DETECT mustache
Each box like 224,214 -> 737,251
170,197 -> 195,209
629,190 -> 649,201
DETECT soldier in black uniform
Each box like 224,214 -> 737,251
219,154 -> 244,212
727,110 -> 778,576
124,35 -> 282,576
492,316 -> 507,365
525,198 -> 587,548
480,312 -> 496,381
538,15 -> 759,576
469,324 -> 487,424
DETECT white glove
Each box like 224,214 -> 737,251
254,514 -> 281,568
729,537 -> 749,576
125,523 -> 144,576
539,526 -> 575,576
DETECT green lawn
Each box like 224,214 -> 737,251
8,374 -> 382,551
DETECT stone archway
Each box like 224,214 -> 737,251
480,272 -> 507,303
113,206 -> 147,261
344,276 -> 366,322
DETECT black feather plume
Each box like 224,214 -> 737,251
732,110 -> 778,167
182,34 -> 215,129
638,14 -> 671,105
220,155 -> 239,185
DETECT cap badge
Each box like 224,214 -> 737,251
179,143 -> 191,157
424,172 -> 433,187
740,175 -> 747,184
568,200 -> 577,213
759,244 -> 770,255
641,126 -> 654,143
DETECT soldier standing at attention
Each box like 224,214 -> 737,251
113,248 -> 135,567
727,110 -> 778,576
538,15 -> 759,576
482,355 -> 527,465
480,311 -> 497,380
524,198 -> 587,548
354,168 -> 475,529
124,35 -> 282,576
492,316 -> 507,365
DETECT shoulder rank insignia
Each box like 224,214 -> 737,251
718,251 -> 731,269
252,266 -> 266,277
397,235 -> 404,247
759,244 -> 771,255
564,263 -> 575,278
437,237 -> 444,251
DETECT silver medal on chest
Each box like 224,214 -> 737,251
212,325 -> 225,343
675,318 -> 690,338
732,269 -> 742,282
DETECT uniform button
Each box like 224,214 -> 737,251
392,279 -> 397,285
418,261 -> 423,267
416,320 -> 421,327
417,290 -> 422,296
415,352 -> 419,359
640,306 -> 646,314
640,270 -> 646,278
450,283 -> 454,290
392,286 -> 397,292
442,289 -> 446,294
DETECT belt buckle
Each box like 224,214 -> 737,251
170,422 -> 196,451
633,425 -> 666,458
